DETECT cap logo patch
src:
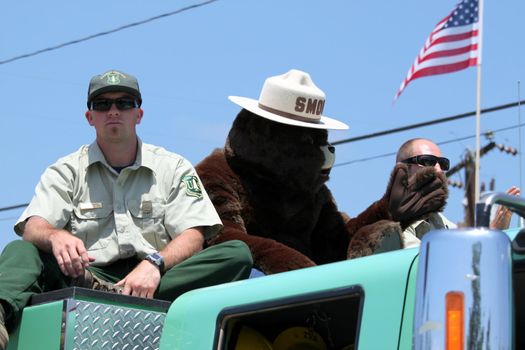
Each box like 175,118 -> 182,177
101,71 -> 125,85
182,175 -> 203,198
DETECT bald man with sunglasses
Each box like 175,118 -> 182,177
0,70 -> 252,350
396,138 -> 520,248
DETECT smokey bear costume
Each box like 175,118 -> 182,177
196,70 -> 448,274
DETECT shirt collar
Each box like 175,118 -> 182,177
136,139 -> 156,172
87,141 -> 109,168
87,138 -> 155,173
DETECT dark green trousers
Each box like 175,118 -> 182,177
0,239 -> 252,328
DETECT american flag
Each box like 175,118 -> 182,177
395,0 -> 480,99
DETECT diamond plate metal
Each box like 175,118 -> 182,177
67,300 -> 166,350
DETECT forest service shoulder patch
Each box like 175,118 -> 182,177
182,175 -> 203,199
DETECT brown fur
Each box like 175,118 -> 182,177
196,109 -> 401,274
347,220 -> 403,259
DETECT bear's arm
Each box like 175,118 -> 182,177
343,197 -> 392,234
312,192 -> 398,262
340,197 -> 405,258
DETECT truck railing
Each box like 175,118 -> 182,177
475,191 -> 525,228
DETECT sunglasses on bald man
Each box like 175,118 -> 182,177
401,154 -> 450,171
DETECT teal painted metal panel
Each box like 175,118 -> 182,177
505,227 -> 521,241
356,250 -> 417,350
160,248 -> 418,350
398,252 -> 419,350
16,301 -> 63,350
507,227 -> 525,262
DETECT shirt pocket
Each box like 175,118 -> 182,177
71,205 -> 114,251
127,199 -> 169,250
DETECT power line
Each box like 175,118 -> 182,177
0,217 -> 19,222
333,123 -> 524,168
0,204 -> 28,213
333,151 -> 397,168
0,0 -> 218,65
332,99 -> 525,145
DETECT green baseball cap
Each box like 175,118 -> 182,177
87,70 -> 142,107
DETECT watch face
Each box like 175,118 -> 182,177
147,253 -> 161,265
150,253 -> 161,263
146,252 -> 164,272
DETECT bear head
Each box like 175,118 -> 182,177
225,109 -> 333,193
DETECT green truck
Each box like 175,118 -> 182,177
6,192 -> 525,349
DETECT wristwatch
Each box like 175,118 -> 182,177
144,252 -> 165,274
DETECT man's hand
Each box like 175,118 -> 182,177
385,163 -> 449,222
114,227 -> 205,298
49,230 -> 94,277
23,216 -> 94,278
490,186 -> 521,230
116,260 -> 161,299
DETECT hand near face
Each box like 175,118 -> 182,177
385,163 -> 449,223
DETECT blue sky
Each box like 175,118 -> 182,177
1,0 -> 524,250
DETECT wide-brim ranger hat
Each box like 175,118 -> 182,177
229,69 -> 348,130
87,70 -> 142,107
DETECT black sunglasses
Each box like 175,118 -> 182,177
401,154 -> 450,171
90,97 -> 139,111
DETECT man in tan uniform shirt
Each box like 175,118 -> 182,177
0,70 -> 252,350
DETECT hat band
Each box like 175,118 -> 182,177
258,103 -> 320,124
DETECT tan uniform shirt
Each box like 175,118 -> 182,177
15,140 -> 222,266
402,212 -> 457,248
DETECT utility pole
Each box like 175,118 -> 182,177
447,140 -> 518,227
447,142 -> 496,227
464,151 -> 476,227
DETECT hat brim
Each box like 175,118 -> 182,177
228,96 -> 349,130
88,86 -> 142,103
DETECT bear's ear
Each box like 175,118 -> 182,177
230,109 -> 251,133
228,109 -> 268,147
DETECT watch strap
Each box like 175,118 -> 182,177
145,252 -> 165,274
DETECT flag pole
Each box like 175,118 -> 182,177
474,0 -> 485,204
